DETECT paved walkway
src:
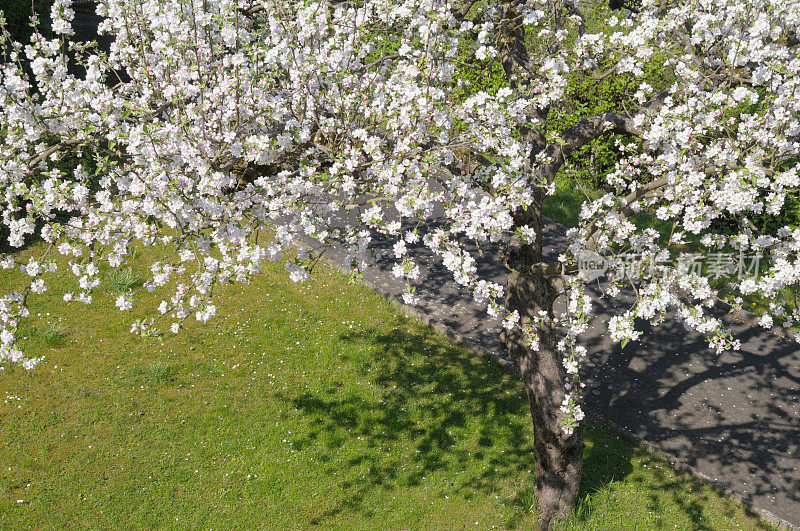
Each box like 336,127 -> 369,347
313,217 -> 800,528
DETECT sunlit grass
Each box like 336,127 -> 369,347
543,172 -> 600,228
0,242 -> 772,528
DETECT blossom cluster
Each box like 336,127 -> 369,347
1,0 -> 799,435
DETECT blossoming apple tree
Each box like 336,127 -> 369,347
2,0 -> 799,526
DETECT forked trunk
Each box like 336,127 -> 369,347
505,257 -> 584,529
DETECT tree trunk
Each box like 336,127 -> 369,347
506,267 -> 584,529
504,186 -> 584,528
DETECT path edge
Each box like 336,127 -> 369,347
340,262 -> 796,530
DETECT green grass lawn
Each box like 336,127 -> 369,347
0,242 -> 772,529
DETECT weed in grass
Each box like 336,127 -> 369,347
107,267 -> 142,292
147,362 -> 173,384
41,321 -> 67,347
125,362 -> 174,385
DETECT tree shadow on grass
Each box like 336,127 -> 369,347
276,317 -> 765,528
276,318 -> 624,527
279,319 -> 536,526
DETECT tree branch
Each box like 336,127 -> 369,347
532,91 -> 669,185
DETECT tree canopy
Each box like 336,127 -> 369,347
2,0 -> 799,525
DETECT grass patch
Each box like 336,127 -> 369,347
106,267 -> 142,293
544,171 -> 674,243
0,242 -> 773,528
41,321 -> 68,347
544,173 -> 600,228
146,362 -> 174,384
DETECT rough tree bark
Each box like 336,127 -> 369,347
504,188 -> 584,529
